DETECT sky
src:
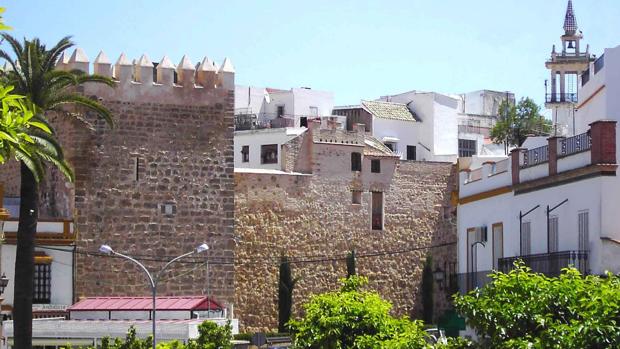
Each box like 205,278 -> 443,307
5,0 -> 620,107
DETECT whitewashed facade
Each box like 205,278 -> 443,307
457,46 -> 620,292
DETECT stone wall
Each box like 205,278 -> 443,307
234,160 -> 456,332
69,85 -> 236,304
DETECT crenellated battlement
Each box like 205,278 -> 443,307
55,48 -> 235,105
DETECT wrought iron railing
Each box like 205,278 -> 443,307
521,145 -> 549,168
498,250 -> 588,277
454,271 -> 493,294
559,132 -> 591,157
545,93 -> 578,103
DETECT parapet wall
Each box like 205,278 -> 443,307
58,48 -> 235,105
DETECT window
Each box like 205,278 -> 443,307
371,159 -> 381,173
371,192 -> 383,230
492,223 -> 503,270
277,105 -> 285,117
521,221 -> 531,255
261,144 -> 278,164
33,263 -> 51,304
407,145 -> 416,160
578,211 -> 589,251
300,117 -> 308,128
133,156 -> 145,182
241,145 -> 249,163
549,216 -> 559,253
352,191 -> 362,205
309,106 -> 318,116
351,152 -> 362,172
458,139 -> 477,157
384,143 -> 395,151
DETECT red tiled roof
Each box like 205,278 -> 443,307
68,296 -> 222,311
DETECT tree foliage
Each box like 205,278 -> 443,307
421,256 -> 434,324
490,98 -> 551,147
98,321 -> 233,349
346,250 -> 357,278
289,276 -> 466,349
279,255 -> 298,333
454,263 -> 620,348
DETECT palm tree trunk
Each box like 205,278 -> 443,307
14,161 -> 37,349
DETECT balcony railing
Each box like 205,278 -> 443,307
454,271 -> 493,294
559,131 -> 591,157
498,250 -> 588,277
545,93 -> 578,103
234,113 -> 299,131
521,145 -> 549,168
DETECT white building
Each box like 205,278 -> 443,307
0,216 -> 75,320
456,44 -> 620,292
234,85 -> 342,169
333,90 -> 513,162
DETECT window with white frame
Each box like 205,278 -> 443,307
521,221 -> 531,255
578,210 -> 589,251
549,216 -> 559,253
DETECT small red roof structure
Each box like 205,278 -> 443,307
68,296 -> 222,312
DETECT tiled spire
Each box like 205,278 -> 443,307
563,0 -> 577,35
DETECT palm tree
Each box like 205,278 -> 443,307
0,34 -> 114,349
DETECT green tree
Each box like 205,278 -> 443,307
289,276 -> 433,349
490,97 -> 551,147
346,249 -> 357,278
0,34 -> 114,349
454,263 -> 620,348
421,256 -> 434,324
278,256 -> 298,333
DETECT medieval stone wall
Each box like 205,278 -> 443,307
234,160 -> 456,332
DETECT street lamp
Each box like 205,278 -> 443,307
99,243 -> 209,349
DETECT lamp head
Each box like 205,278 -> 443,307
99,244 -> 114,255
196,243 -> 209,253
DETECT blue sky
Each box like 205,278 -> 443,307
5,0 -> 620,106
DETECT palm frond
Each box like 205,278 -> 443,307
42,36 -> 73,73
14,147 -> 44,182
48,93 -> 114,128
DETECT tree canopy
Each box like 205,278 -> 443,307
490,97 -> 551,147
454,263 -> 620,348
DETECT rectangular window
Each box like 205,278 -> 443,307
407,145 -> 416,160
351,152 -> 362,172
549,216 -> 559,253
309,106 -> 319,116
300,117 -> 308,128
458,139 -> 477,157
578,211 -> 589,251
492,223 -> 503,270
371,192 -> 383,230
261,144 -> 278,164
521,221 -> 531,255
371,159 -> 381,173
277,105 -> 285,117
33,263 -> 51,304
384,143 -> 395,151
241,145 -> 249,163
133,156 -> 145,182
352,190 -> 362,205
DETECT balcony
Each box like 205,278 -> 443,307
545,93 -> 578,104
234,112 -> 305,131
3,218 -> 76,245
498,250 -> 588,277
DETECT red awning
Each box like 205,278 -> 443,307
68,296 -> 222,311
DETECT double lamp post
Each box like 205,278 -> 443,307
99,243 -> 209,349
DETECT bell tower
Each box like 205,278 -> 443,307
545,0 -> 592,136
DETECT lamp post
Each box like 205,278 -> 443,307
99,243 -> 209,349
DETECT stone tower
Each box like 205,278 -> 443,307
545,0 -> 592,136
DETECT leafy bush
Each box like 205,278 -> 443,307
289,276 -> 461,349
97,320 -> 232,349
454,263 -> 620,348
